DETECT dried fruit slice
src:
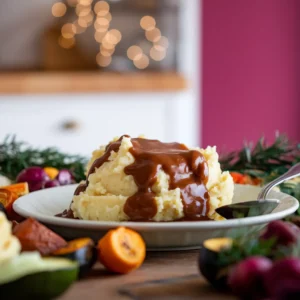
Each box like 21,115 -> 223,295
98,227 -> 146,274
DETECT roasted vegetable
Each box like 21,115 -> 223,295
1,182 -> 29,197
198,237 -> 233,290
52,238 -> 97,278
13,218 -> 67,255
228,256 -> 272,299
0,252 -> 78,300
98,227 -> 146,274
0,189 -> 21,221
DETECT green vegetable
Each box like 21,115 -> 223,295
220,134 -> 300,214
0,252 -> 78,299
0,135 -> 87,183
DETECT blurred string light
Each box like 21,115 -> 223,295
66,0 -> 78,7
96,52 -> 112,67
126,15 -> 169,69
52,2 -> 67,17
140,16 -> 156,31
127,45 -> 149,69
52,3 -> 168,69
134,54 -> 149,69
61,23 -> 76,38
127,45 -> 143,61
58,36 -> 75,49
93,2 -> 123,68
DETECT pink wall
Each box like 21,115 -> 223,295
202,0 -> 300,151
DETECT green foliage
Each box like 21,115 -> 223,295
0,136 -> 88,183
217,231 -> 300,267
220,134 -> 300,214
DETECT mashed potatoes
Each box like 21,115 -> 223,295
71,136 -> 234,221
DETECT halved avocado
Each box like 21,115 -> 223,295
0,252 -> 78,299
52,237 -> 97,278
199,237 -> 233,290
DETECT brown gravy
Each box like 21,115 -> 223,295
58,136 -> 210,221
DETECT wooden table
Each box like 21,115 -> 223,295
59,251 -> 235,300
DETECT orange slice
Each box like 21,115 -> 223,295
98,227 -> 146,274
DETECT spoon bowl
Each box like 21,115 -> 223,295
216,163 -> 300,219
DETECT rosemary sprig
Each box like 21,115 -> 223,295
0,136 -> 88,183
220,134 -> 300,215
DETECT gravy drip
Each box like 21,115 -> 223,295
123,138 -> 210,221
69,136 -> 210,221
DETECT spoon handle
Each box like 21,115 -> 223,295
257,162 -> 300,200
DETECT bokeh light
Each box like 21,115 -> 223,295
76,4 -> 91,17
95,17 -> 110,26
101,40 -> 115,50
100,45 -> 115,56
61,23 -> 76,38
52,2 -> 67,17
58,36 -> 75,49
96,53 -> 112,67
104,12 -> 112,22
127,45 -> 143,61
73,20 -> 86,34
78,18 -> 88,28
94,31 -> 106,42
94,1 -> 110,16
105,29 -> 122,45
150,47 -> 166,61
140,16 -> 156,31
133,54 -> 149,69
80,12 -> 94,25
79,0 -> 93,5
145,28 -> 161,42
94,22 -> 109,32
66,0 -> 78,7
154,36 -> 169,49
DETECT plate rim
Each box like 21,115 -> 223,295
13,184 -> 299,231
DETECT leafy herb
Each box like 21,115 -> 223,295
0,136 -> 88,183
220,134 -> 300,214
218,230 -> 300,267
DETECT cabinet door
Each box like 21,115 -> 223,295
0,93 -> 174,155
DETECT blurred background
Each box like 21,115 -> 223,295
0,0 -> 299,155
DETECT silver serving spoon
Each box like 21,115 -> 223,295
216,162 -> 300,219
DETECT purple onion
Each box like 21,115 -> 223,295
55,169 -> 74,186
44,180 -> 60,189
16,167 -> 50,192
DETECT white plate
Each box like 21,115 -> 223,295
13,184 -> 299,251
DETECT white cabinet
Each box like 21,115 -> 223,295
0,92 -> 196,155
